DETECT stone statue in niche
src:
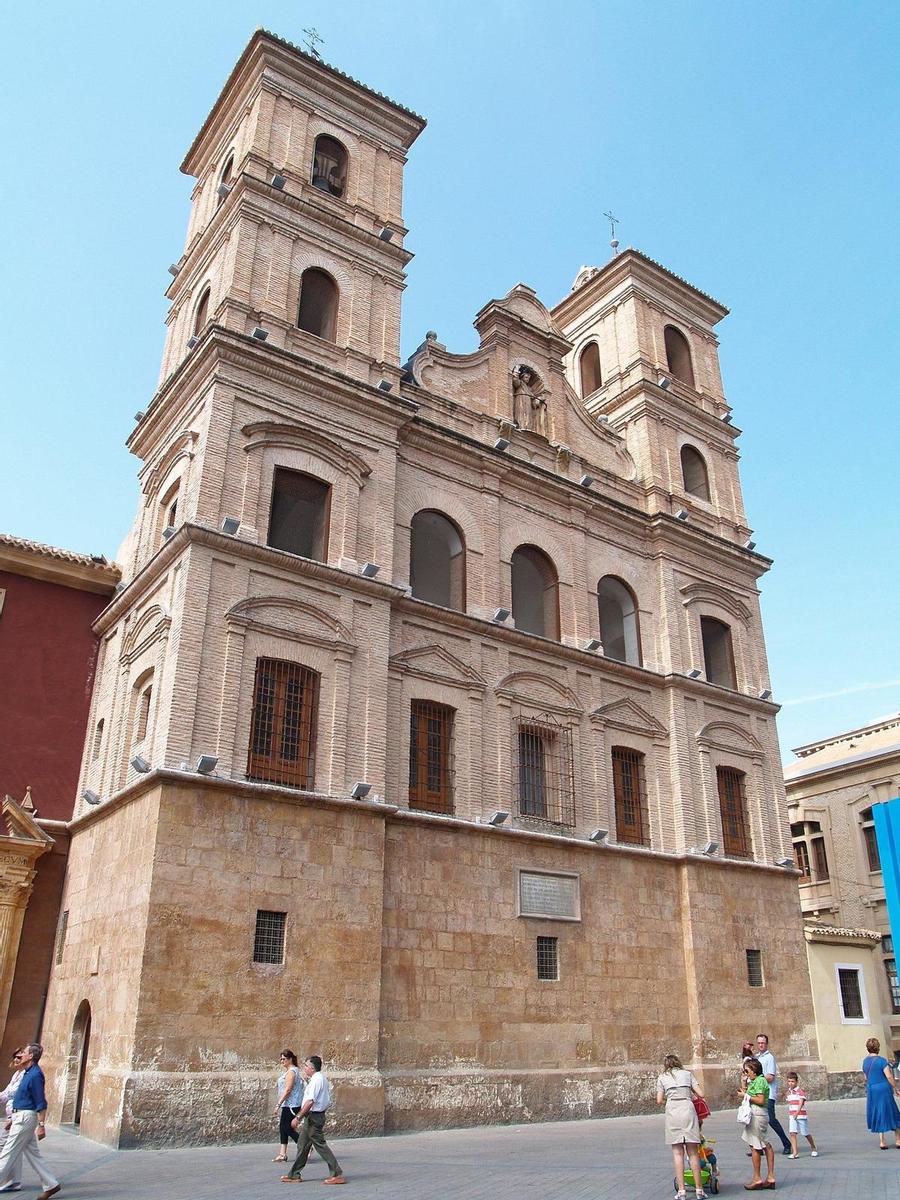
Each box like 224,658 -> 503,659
511,365 -> 548,436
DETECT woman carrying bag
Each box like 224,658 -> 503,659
656,1053 -> 707,1200
738,1057 -> 776,1190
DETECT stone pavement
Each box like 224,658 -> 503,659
23,1098 -> 898,1200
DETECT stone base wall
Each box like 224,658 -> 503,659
42,780 -> 823,1147
825,1071 -> 867,1100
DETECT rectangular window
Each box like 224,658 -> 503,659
55,909 -> 69,966
812,836 -> 829,881
408,700 -> 454,814
716,766 -> 751,858
612,746 -> 649,847
746,948 -> 763,987
135,686 -> 152,743
536,935 -> 558,981
861,809 -> 881,872
248,658 -> 319,789
518,870 -> 580,921
253,910 -> 286,964
883,940 -> 900,1013
837,965 -> 866,1021
268,468 -> 330,561
516,717 -> 575,826
794,840 -> 810,878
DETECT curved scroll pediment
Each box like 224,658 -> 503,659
122,604 -> 171,663
227,594 -> 354,649
241,420 -> 372,485
495,670 -> 583,714
680,581 -> 752,623
389,645 -> 486,690
696,720 -> 764,758
141,430 -> 198,495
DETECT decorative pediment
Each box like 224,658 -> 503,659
389,645 -> 486,690
495,670 -> 583,715
141,429 -> 199,495
696,720 -> 764,759
590,697 -> 668,740
241,420 -> 372,485
122,603 -> 171,663
227,594 -> 354,651
680,581 -> 752,623
1,795 -> 53,849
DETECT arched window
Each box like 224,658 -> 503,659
681,445 -> 710,501
311,135 -> 348,198
268,468 -> 330,562
193,288 -> 210,336
664,325 -> 695,388
511,545 -> 559,640
91,718 -> 104,761
409,510 -> 465,610
700,616 -> 736,687
217,154 -> 234,206
579,342 -> 602,397
597,576 -> 641,666
297,268 -> 338,341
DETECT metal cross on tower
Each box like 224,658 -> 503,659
603,210 -> 620,256
302,27 -> 323,59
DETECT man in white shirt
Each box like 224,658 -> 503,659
281,1056 -> 345,1185
756,1033 -> 792,1154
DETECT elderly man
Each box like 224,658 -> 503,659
0,1043 -> 59,1199
281,1055 -> 345,1185
755,1033 -> 792,1155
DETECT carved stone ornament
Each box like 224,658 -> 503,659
510,365 -> 548,435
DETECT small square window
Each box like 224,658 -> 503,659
253,910 -> 286,964
536,935 -> 558,981
746,948 -> 763,987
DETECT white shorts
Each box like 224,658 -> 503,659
788,1116 -> 808,1135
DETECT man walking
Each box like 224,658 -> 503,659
0,1043 -> 60,1199
281,1055 -> 345,1185
756,1033 -> 792,1155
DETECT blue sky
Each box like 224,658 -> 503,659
2,1 -> 898,761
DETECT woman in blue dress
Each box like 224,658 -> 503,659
862,1037 -> 900,1149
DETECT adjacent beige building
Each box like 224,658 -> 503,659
786,714 -> 900,1072
40,30 -> 821,1147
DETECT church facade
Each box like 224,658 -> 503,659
40,30 -> 820,1147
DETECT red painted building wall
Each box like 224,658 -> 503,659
0,571 -> 108,821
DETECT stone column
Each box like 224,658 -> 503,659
0,854 -> 43,1035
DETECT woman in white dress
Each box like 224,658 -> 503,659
656,1052 -> 706,1200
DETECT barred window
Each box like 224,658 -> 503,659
883,937 -> 900,1013
716,766 -> 751,858
837,966 -> 865,1021
518,871 -> 580,921
248,658 -> 319,789
516,715 -> 575,827
536,936 -> 559,981
409,700 -> 454,814
746,948 -> 763,987
612,746 -> 649,846
253,910 -> 286,965
55,909 -> 69,966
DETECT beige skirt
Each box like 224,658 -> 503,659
742,1105 -> 770,1150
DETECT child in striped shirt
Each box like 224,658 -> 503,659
786,1072 -> 818,1158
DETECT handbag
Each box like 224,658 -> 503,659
693,1094 -> 711,1121
737,1094 -> 753,1125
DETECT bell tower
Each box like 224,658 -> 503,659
158,30 -> 425,389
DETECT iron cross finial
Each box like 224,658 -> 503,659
603,210 -> 620,255
302,27 -> 323,59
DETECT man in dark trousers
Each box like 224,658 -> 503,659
756,1033 -> 792,1155
0,1043 -> 60,1199
281,1055 -> 346,1185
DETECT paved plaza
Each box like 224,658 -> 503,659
22,1098 -> 897,1200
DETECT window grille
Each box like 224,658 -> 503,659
248,658 -> 319,789
55,909 -> 69,966
716,766 -> 751,858
536,936 -> 558,981
516,715 -> 575,827
253,910 -> 286,964
612,746 -> 649,846
746,948 -> 763,987
519,871 -> 580,921
861,808 -> 881,872
838,967 -> 864,1020
409,700 -> 454,814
